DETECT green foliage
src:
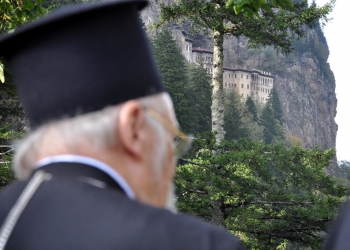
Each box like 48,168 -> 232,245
260,88 -> 284,144
226,0 -> 295,18
224,91 -> 249,140
267,88 -> 283,123
0,0 -> 47,34
0,0 -> 49,186
43,0 -> 99,10
158,0 -> 334,54
261,105 -> 277,144
150,28 -> 191,132
245,96 -> 258,122
0,0 -> 47,115
43,0 -> 82,9
0,152 -> 15,190
0,122 -> 26,188
187,64 -> 212,134
338,161 -> 350,181
176,136 -> 348,249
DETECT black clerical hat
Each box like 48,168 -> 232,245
0,0 -> 165,128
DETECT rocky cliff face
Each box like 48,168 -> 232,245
222,29 -> 338,174
141,3 -> 338,174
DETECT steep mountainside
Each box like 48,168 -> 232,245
221,28 -> 337,174
141,2 -> 338,174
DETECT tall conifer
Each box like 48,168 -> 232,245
224,91 -> 249,141
151,29 -> 190,132
187,64 -> 212,134
245,96 -> 258,122
261,89 -> 284,144
267,88 -> 283,123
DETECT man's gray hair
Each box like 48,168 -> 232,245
13,93 -> 170,179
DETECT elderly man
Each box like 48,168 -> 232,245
0,0 -> 244,249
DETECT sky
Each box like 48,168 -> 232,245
310,0 -> 349,162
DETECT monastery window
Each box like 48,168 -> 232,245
241,74 -> 243,78
247,94 -> 249,97
235,74 -> 237,78
241,84 -> 244,88
229,74 -> 231,78
234,84 -> 236,88
246,75 -> 248,79
242,93 -> 243,96
247,84 -> 249,89
186,45 -> 188,51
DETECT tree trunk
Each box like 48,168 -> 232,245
210,23 -> 226,228
210,198 -> 225,227
211,29 -> 225,143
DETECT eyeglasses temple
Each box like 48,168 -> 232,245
145,108 -> 188,139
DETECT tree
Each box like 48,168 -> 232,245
226,0 -> 295,18
338,160 -> 350,181
43,0 -> 82,9
187,64 -> 212,134
0,0 -> 46,35
267,88 -> 283,123
158,0 -> 334,143
151,28 -> 191,132
245,96 -> 258,122
176,137 -> 348,249
261,103 -> 283,144
0,0 -> 48,188
259,88 -> 284,144
224,91 -> 249,140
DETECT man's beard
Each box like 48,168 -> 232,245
165,182 -> 178,214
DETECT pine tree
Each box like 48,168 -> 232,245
261,105 -> 276,144
261,105 -> 283,144
267,88 -> 283,123
224,91 -> 249,141
245,96 -> 258,122
260,88 -> 284,144
151,29 -> 191,132
187,64 -> 212,134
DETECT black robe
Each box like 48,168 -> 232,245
0,162 -> 244,249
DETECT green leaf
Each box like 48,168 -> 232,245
261,3 -> 272,12
285,0 -> 295,11
272,0 -> 277,7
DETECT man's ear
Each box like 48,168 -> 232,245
117,101 -> 146,160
